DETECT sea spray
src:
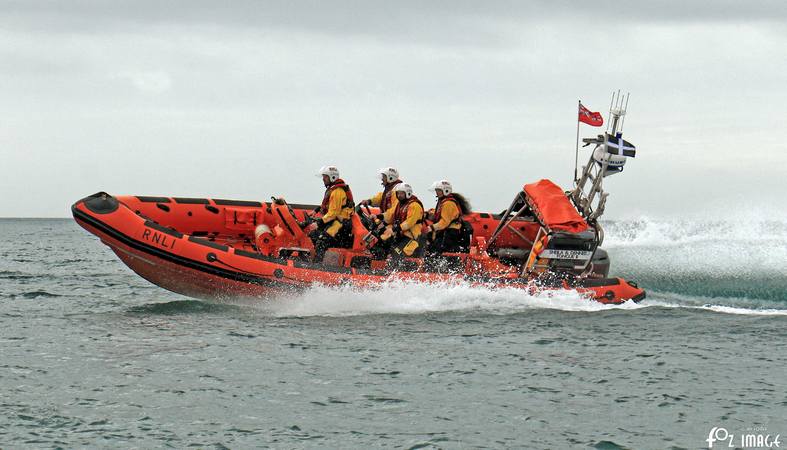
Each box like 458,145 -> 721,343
241,279 -> 787,318
246,279 -> 627,317
602,216 -> 787,302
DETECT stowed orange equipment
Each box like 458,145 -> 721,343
524,233 -> 551,274
523,179 -> 588,233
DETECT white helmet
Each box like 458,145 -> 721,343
393,183 -> 413,199
317,165 -> 340,182
430,180 -> 453,195
378,167 -> 399,184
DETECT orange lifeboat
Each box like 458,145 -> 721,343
71,180 -> 645,304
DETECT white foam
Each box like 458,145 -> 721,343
238,281 -> 787,318
247,280 -> 644,317
638,299 -> 787,316
601,216 -> 787,279
641,290 -> 787,315
699,304 -> 787,316
603,216 -> 787,249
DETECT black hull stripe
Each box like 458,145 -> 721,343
188,236 -> 229,252
234,249 -> 287,265
581,277 -> 621,287
213,199 -> 262,207
293,259 -> 353,274
173,197 -> 210,204
136,196 -> 171,203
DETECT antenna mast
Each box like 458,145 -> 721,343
570,92 -> 631,225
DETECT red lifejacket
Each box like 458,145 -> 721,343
394,195 -> 424,226
320,179 -> 355,214
434,194 -> 464,226
381,180 -> 402,212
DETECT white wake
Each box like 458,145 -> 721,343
240,280 -> 787,318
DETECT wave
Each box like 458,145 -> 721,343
127,300 -> 240,315
246,281 -> 787,318
602,215 -> 787,249
16,290 -> 63,299
601,216 -> 787,302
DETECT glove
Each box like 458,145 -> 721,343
298,219 -> 313,229
392,224 -> 401,234
375,213 -> 385,221
313,206 -> 321,213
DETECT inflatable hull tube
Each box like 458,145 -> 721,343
72,192 -> 645,304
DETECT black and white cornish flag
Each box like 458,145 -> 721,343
605,133 -> 636,157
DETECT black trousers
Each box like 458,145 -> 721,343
309,221 -> 353,262
370,237 -> 393,260
426,228 -> 464,255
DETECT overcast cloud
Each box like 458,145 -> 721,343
1,1 -> 786,217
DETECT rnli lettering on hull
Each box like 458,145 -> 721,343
141,228 -> 177,250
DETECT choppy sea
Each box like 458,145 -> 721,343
1,217 -> 786,449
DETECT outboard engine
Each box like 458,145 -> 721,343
588,248 -> 610,278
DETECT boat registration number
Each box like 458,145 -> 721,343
540,249 -> 593,260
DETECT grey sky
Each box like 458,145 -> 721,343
2,1 -> 786,217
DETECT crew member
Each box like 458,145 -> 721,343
387,183 -> 424,261
359,167 -> 402,215
425,180 -> 471,255
309,165 -> 355,262
359,167 -> 402,259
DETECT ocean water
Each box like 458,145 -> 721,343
1,217 -> 786,449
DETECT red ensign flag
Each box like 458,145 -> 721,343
578,103 -> 604,127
